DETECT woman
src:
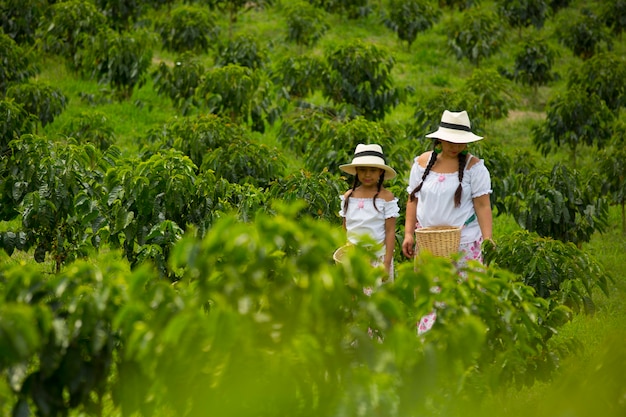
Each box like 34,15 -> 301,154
402,110 -> 492,263
401,110 -> 493,335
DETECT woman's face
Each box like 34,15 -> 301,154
440,140 -> 467,158
355,166 -> 383,185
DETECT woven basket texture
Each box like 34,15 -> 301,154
415,226 -> 461,258
333,245 -> 351,264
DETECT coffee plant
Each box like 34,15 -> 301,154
531,85 -> 615,166
382,0 -> 441,51
6,81 -> 68,128
152,52 -> 204,115
154,4 -> 220,54
447,7 -> 506,67
284,1 -> 330,48
322,40 -> 402,121
41,0 -> 107,72
483,230 -> 612,313
502,162 -> 609,245
0,32 -> 37,95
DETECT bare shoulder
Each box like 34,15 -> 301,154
343,189 -> 353,199
467,155 -> 482,170
378,188 -> 395,201
417,151 -> 432,167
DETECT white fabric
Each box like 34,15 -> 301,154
339,196 -> 400,254
406,157 -> 491,244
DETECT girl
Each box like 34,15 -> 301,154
338,143 -> 400,279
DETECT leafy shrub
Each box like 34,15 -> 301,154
501,162 -> 609,245
6,81 -> 68,128
495,0 -> 552,33
555,8 -> 612,60
0,135 -> 110,269
483,230 -> 612,313
382,0 -> 441,50
83,28 -> 154,101
152,52 -> 204,115
0,33 -> 37,95
154,5 -> 219,54
322,40 -> 402,120
196,64 -> 277,130
266,169 -> 344,222
0,99 -> 36,157
215,33 -> 268,69
0,0 -> 46,45
144,114 -> 246,168
200,139 -> 286,189
101,149 -> 197,270
284,1 -> 330,47
447,8 -> 506,67
464,67 -> 516,120
531,85 -> 615,164
566,52 -> 626,113
62,110 -> 117,150
504,34 -> 559,91
270,55 -> 325,99
41,0 -> 107,72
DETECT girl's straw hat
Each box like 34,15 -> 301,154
425,110 -> 483,144
339,144 -> 396,180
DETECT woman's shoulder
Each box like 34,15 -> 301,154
416,151 -> 432,167
466,155 -> 486,171
378,188 -> 396,202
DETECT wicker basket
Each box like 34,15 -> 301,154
415,226 -> 461,258
333,244 -> 351,264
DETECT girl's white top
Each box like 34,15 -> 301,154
339,196 -> 400,253
406,156 -> 492,244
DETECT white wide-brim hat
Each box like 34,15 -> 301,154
339,143 -> 396,180
425,110 -> 483,143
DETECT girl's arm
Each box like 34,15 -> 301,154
384,216 -> 396,277
402,198 -> 417,258
473,194 -> 493,241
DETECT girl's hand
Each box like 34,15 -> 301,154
402,234 -> 415,258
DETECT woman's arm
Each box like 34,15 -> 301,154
402,198 -> 417,258
473,194 -> 492,241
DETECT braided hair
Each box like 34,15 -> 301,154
343,170 -> 385,213
409,140 -> 467,208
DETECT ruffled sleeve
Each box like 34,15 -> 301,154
338,194 -> 346,218
469,159 -> 492,198
383,198 -> 400,219
406,157 -> 424,195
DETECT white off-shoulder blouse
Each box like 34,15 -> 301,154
338,196 -> 400,252
406,156 -> 492,244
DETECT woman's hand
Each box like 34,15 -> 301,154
402,234 -> 415,258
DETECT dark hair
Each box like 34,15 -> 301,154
343,169 -> 385,213
409,140 -> 467,207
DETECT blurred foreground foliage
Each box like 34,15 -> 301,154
2,203 -> 620,417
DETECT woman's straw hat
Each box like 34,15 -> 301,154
339,143 -> 396,180
425,110 -> 483,144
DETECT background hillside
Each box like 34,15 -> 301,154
1,0 -> 626,416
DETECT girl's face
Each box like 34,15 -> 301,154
355,166 -> 383,185
440,140 -> 467,158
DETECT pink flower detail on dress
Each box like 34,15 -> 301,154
358,200 -> 365,209
438,175 -> 445,182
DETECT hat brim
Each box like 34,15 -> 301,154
339,163 -> 396,180
425,127 -> 483,143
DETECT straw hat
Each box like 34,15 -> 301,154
425,110 -> 483,144
339,144 -> 396,180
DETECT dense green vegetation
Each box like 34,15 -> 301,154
1,0 -> 625,416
